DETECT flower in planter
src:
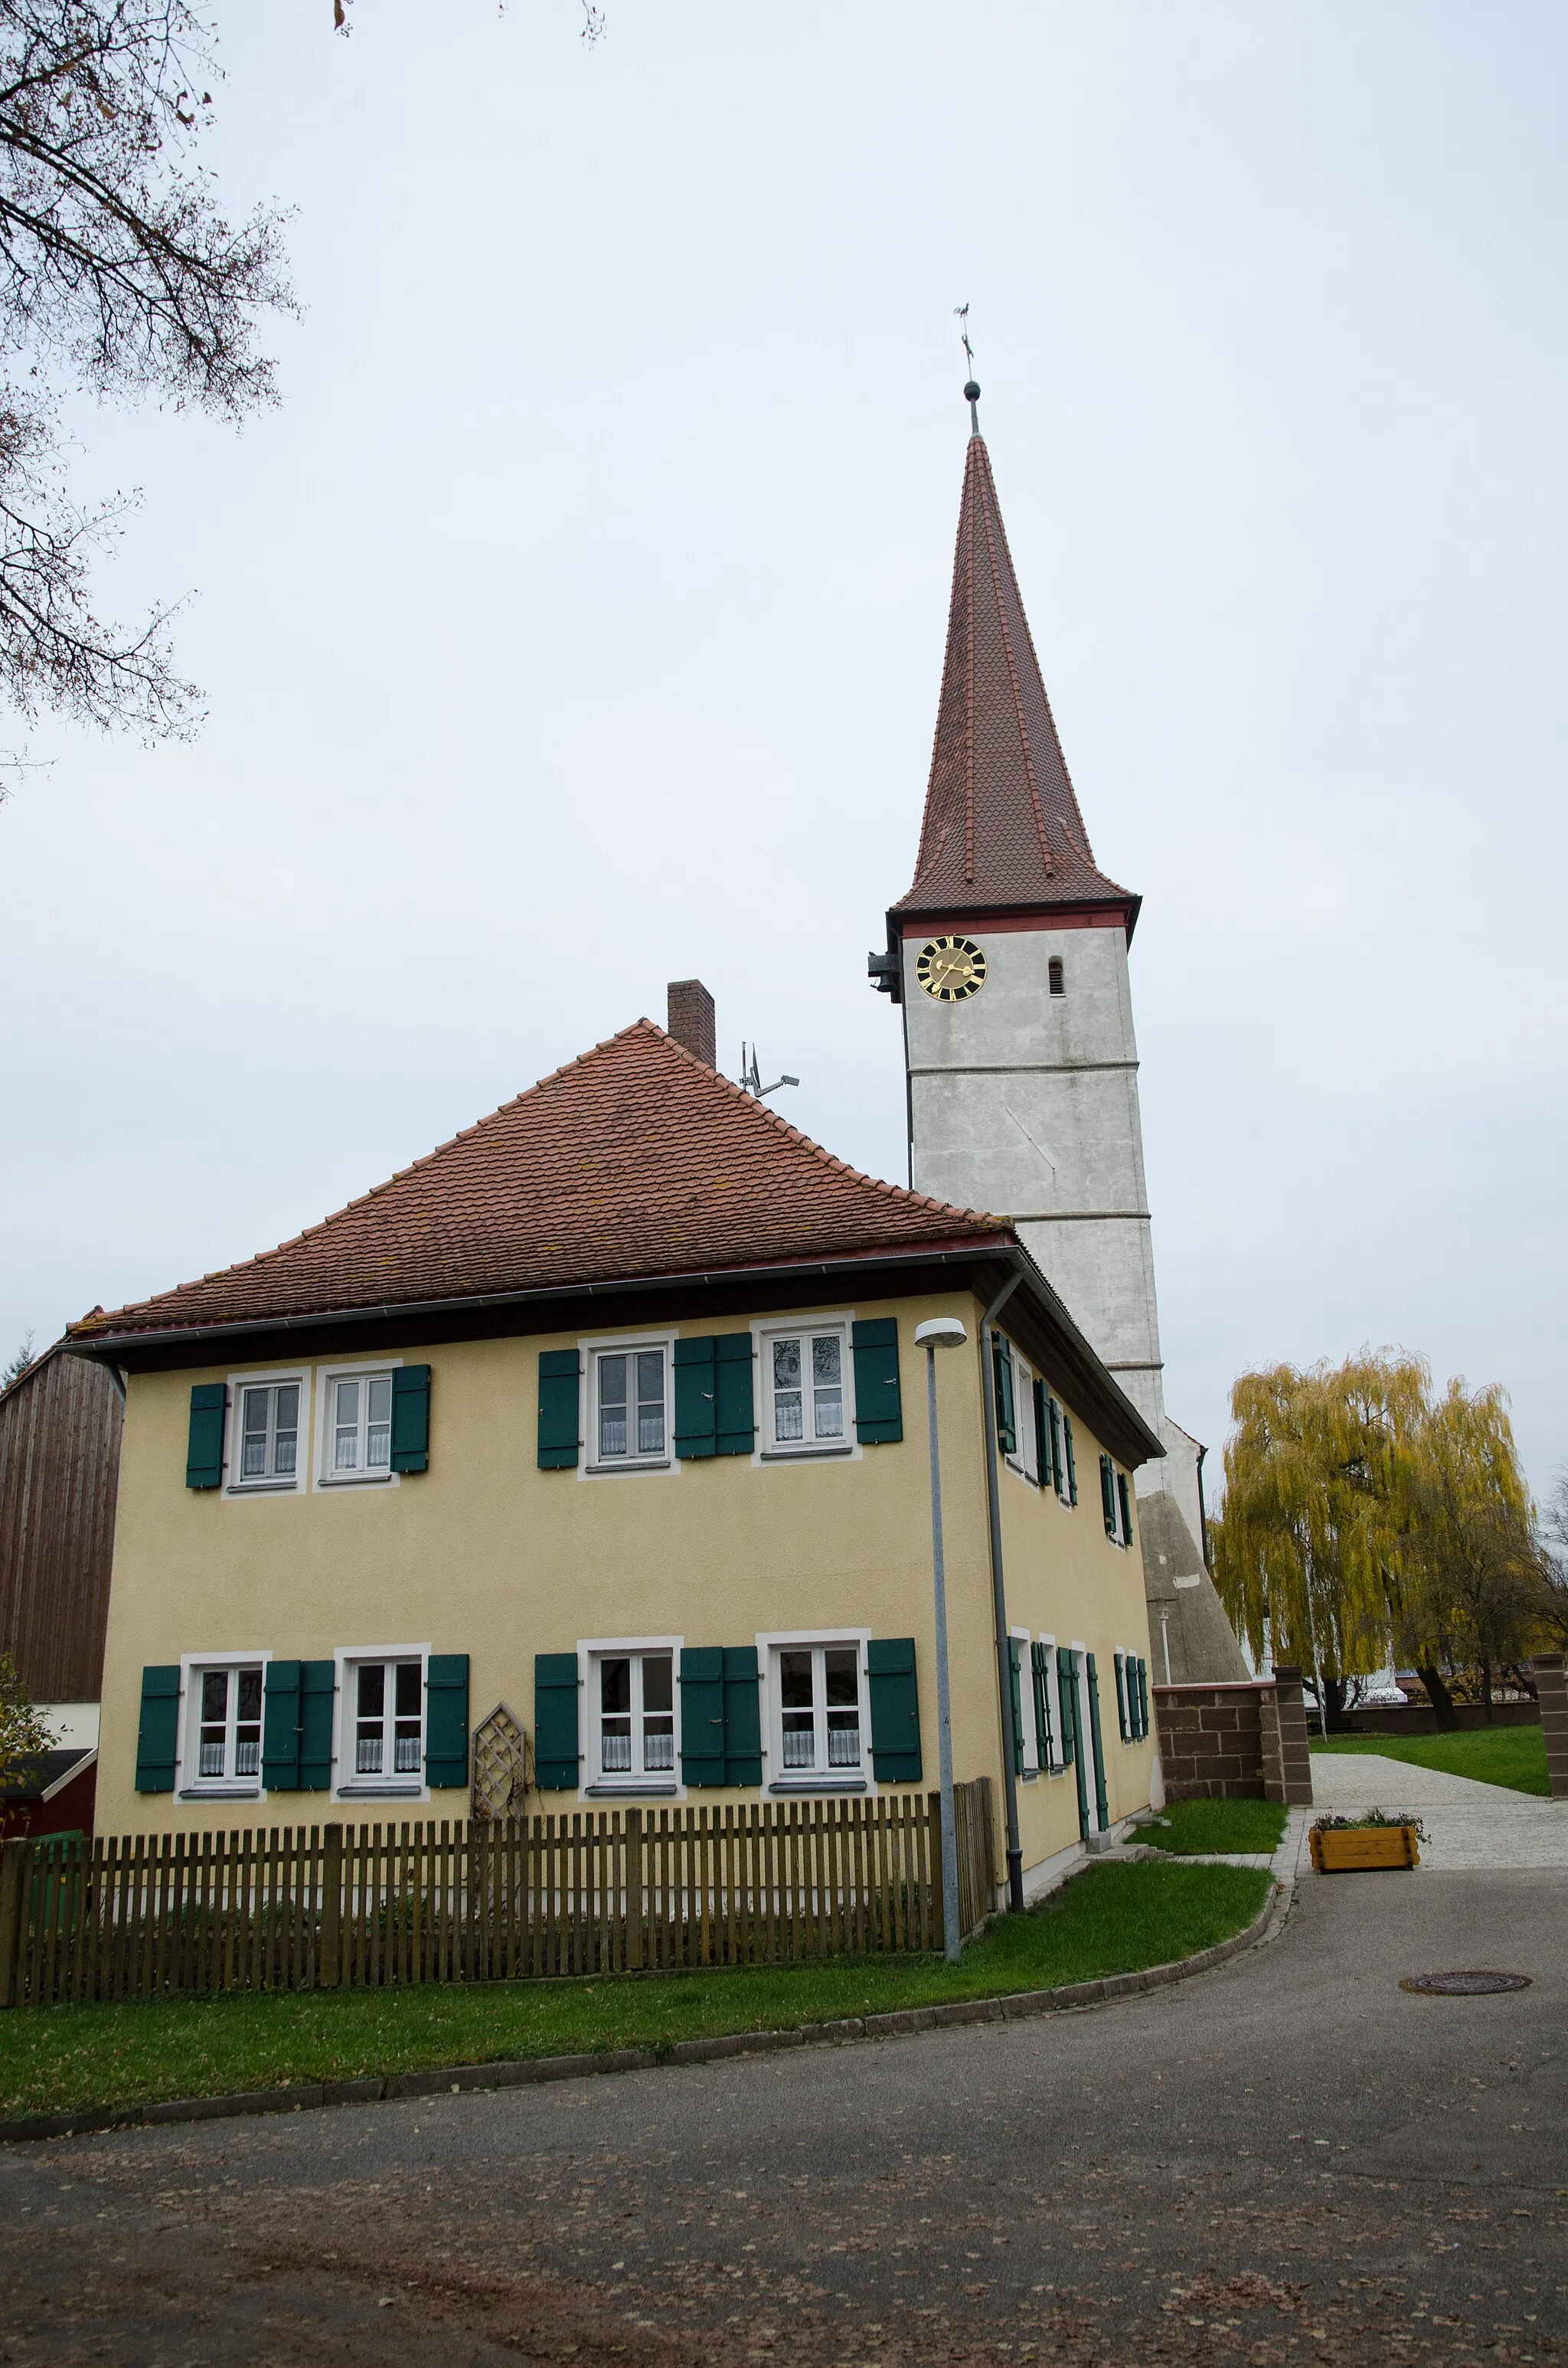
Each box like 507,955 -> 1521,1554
1312,1809 -> 1429,1845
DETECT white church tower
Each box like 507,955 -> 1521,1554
871,384 -> 1246,1683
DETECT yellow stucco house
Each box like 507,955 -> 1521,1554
70,995 -> 1161,1907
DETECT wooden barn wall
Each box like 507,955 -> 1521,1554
0,1352 -> 122,1700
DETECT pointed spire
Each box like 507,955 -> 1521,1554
894,409 -> 1135,922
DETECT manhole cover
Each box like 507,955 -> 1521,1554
1400,1971 -> 1533,1997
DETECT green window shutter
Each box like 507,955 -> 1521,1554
715,1335 -> 756,1456
1063,1415 -> 1078,1503
1008,1635 -> 1025,1775
722,1646 -> 763,1784
1047,1396 -> 1063,1494
135,1665 -> 180,1792
534,1653 -> 581,1788
261,1660 -> 302,1789
867,1637 -> 922,1783
537,1350 -> 582,1469
1031,1378 -> 1050,1489
1031,1642 -> 1054,1767
1056,1649 -> 1076,1769
186,1383 -> 227,1490
390,1364 -> 431,1473
851,1317 -> 903,1445
298,1661 -> 335,1789
993,1336 -> 1017,1455
1116,1470 -> 1132,1545
679,1646 -> 727,1786
1114,1653 -> 1129,1743
673,1337 -> 718,1460
1138,1657 -> 1150,1741
425,1653 -> 469,1787
1085,1653 -> 1109,1830
1099,1453 -> 1117,1539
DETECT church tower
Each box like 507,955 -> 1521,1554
872,384 -> 1246,1684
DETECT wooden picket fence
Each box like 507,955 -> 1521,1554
0,1781 -> 998,2008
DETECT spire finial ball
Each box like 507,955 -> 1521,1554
963,380 -> 981,402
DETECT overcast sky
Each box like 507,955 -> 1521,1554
2,1 -> 1565,1500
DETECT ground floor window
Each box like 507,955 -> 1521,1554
595,1649 -> 675,1781
773,1642 -> 864,1777
349,1658 -> 423,1782
188,1662 -> 263,1787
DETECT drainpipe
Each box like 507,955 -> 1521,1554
978,1267 -> 1025,1914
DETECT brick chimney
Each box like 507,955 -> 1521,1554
666,979 -> 716,1068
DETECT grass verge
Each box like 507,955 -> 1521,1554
1309,1726 -> 1549,1797
1139,1797 -> 1286,1855
0,1859 -> 1269,2120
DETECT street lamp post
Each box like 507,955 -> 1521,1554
916,1313 -> 968,1964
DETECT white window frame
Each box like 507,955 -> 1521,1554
578,1634 -> 684,1800
756,1626 -> 873,1795
314,1356 -> 403,1491
1010,1352 -> 1039,1483
1011,1624 -> 1039,1777
581,1329 -> 678,1477
176,1649 -> 272,1801
224,1369 -> 310,1496
751,1312 -> 862,1464
332,1642 -> 430,1802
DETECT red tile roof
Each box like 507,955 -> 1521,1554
896,433 -> 1134,920
71,1022 -> 1012,1342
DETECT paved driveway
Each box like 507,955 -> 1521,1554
1306,1751 -> 1568,1872
4,1868 -> 1565,2367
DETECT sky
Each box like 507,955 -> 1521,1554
2,0 -> 1566,1500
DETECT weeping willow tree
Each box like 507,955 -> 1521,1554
1213,1352 -> 1549,1729
1394,1380 -> 1540,1722
1212,1353 -> 1428,1728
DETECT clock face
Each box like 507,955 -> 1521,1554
916,935 -> 988,1002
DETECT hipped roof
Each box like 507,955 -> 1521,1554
70,1022 -> 1012,1346
896,432 -> 1135,924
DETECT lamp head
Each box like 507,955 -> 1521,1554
915,1316 -> 969,1351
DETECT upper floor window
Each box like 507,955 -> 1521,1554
191,1662 -> 263,1787
594,1649 -> 675,1784
234,1379 -> 303,1490
327,1371 -> 394,1480
1048,955 -> 1065,996
764,1326 -> 848,1454
593,1346 -> 668,1466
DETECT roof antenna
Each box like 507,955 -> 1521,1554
740,1042 -> 799,1100
955,303 -> 980,434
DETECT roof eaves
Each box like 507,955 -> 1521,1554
68,1233 -> 1022,1358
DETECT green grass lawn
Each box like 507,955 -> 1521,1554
1310,1725 -> 1549,1797
0,1859 -> 1269,2121
1138,1797 -> 1287,1856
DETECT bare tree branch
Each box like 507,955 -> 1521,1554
0,3 -> 293,751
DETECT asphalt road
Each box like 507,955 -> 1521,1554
3,1868 -> 1564,2367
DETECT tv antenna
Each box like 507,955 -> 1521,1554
740,1043 -> 799,1100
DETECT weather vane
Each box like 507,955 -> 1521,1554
954,303 -> 980,432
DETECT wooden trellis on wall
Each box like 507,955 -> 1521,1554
470,1701 -> 531,1823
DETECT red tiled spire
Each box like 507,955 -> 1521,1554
895,428 -> 1134,920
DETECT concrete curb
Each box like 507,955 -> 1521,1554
0,1881 -> 1280,2147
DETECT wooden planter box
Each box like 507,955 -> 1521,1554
1310,1823 -> 1420,1873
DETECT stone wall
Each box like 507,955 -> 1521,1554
1534,1655 -> 1568,1801
1153,1667 -> 1312,1806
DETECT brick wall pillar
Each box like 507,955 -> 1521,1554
1532,1654 -> 1568,1801
1271,1665 -> 1314,1806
